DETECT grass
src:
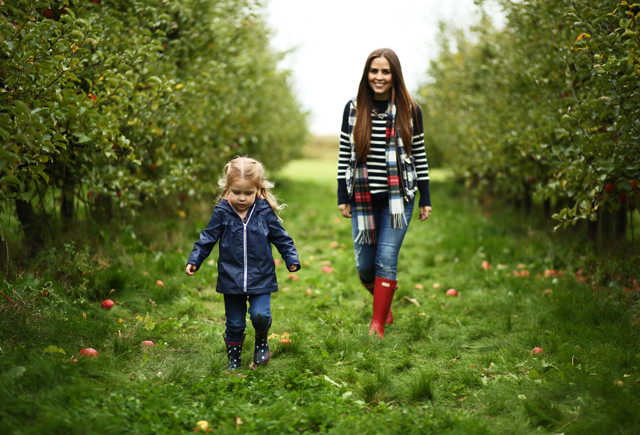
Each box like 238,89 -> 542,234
1,158 -> 639,434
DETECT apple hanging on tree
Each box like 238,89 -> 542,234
604,183 -> 615,194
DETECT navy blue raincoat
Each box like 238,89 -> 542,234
187,198 -> 300,294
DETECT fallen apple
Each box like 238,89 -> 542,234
101,299 -> 115,310
155,280 -> 164,287
329,241 -> 339,248
446,289 -> 458,296
481,260 -> 492,270
287,273 -> 299,281
279,338 -> 291,345
432,283 -> 441,289
321,266 -> 333,274
274,259 -> 281,265
414,284 -> 424,290
80,348 -> 98,358
530,347 -> 543,356
141,340 -> 155,347
69,359 -> 79,363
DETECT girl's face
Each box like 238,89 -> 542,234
227,179 -> 257,213
368,56 -> 393,100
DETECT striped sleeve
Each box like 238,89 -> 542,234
412,105 -> 431,207
337,101 -> 351,205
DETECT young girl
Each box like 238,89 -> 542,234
337,48 -> 432,338
186,157 -> 300,368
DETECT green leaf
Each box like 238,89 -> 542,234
43,346 -> 66,355
0,175 -> 21,185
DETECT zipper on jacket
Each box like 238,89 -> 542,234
231,203 -> 256,293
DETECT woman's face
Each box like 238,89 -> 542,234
368,56 -> 392,100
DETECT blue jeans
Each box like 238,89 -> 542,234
223,293 -> 271,343
351,199 -> 414,284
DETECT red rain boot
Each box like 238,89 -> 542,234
369,276 -> 397,338
361,278 -> 394,324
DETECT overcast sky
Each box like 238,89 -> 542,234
264,0 -> 505,135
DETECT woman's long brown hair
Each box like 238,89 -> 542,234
354,48 -> 418,162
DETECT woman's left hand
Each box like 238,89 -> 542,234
419,206 -> 432,221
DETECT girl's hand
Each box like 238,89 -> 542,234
419,206 -> 432,221
338,203 -> 351,218
185,264 -> 197,276
288,264 -> 300,272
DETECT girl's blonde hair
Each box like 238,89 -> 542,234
218,156 -> 284,220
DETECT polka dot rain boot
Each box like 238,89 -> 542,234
223,333 -> 245,369
253,327 -> 270,366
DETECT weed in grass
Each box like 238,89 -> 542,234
361,369 -> 396,404
408,371 -> 435,402
521,395 -> 564,428
406,311 -> 434,341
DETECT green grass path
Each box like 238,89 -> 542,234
1,160 -> 639,434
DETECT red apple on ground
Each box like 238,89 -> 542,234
481,260 -> 492,270
604,183 -> 615,194
446,288 -> 458,296
101,299 -> 114,310
530,347 -> 543,356
155,280 -> 164,287
287,273 -> 299,281
69,359 -> 79,363
141,341 -> 155,347
80,348 -> 98,357
321,266 -> 334,274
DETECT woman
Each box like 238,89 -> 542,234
337,48 -> 432,338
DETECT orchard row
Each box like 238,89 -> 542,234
418,0 -> 639,231
0,0 -> 307,246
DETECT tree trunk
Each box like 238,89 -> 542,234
523,183 -> 532,216
14,198 -> 45,260
60,184 -> 75,232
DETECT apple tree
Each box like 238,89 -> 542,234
0,0 -> 308,253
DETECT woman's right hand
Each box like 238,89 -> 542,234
185,264 -> 197,276
338,203 -> 351,218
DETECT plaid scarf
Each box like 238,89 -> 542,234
349,98 -> 407,245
